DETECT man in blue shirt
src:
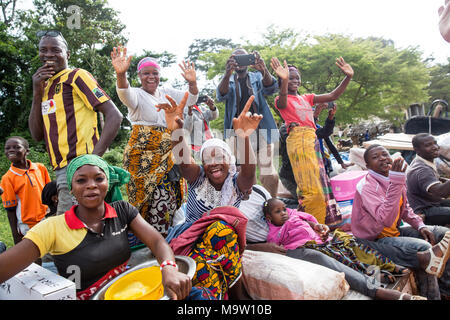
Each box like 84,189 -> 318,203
216,48 -> 280,197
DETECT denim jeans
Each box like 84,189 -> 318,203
357,225 -> 450,299
55,167 -> 76,215
422,201 -> 450,226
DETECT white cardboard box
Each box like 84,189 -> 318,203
0,263 -> 76,300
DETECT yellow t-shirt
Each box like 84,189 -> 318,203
41,68 -> 110,170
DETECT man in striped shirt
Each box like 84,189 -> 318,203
29,31 -> 123,215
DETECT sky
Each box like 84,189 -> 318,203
105,0 -> 449,84
18,0 -> 450,83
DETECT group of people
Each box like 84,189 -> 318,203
1,6 -> 450,300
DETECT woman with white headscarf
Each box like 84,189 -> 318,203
157,93 -> 261,300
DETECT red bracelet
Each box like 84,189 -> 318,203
160,260 -> 178,271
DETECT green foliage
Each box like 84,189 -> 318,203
197,31 -> 432,127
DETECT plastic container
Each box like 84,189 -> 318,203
330,170 -> 367,201
104,266 -> 163,300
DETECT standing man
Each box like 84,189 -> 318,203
29,31 -> 123,215
216,48 -> 279,197
406,133 -> 450,226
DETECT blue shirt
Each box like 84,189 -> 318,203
216,71 -> 279,144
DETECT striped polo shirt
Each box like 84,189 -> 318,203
41,68 -> 110,170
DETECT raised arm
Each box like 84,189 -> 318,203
179,60 -> 198,95
233,95 -> 262,193
253,51 -> 273,87
217,56 -> 238,97
270,57 -> 289,109
156,92 -> 201,183
313,57 -> 354,104
111,45 -> 133,89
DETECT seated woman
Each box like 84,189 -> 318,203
0,154 -> 191,300
158,93 -> 260,300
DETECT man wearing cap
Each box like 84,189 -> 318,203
29,31 -> 123,215
110,45 -> 198,237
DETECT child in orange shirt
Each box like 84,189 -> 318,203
1,137 -> 51,244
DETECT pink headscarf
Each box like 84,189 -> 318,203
137,57 -> 160,72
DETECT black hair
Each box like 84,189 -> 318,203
6,136 -> 29,149
262,198 -> 279,216
412,133 -> 433,149
40,34 -> 69,51
363,144 -> 383,164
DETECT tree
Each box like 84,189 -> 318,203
200,30 -> 431,127
428,57 -> 450,104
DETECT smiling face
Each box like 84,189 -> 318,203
39,36 -> 69,73
71,165 -> 108,209
287,69 -> 301,94
202,147 -> 231,189
138,66 -> 160,94
265,199 -> 289,226
365,146 -> 393,177
4,138 -> 29,168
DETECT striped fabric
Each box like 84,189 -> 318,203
185,167 -> 244,224
41,68 -> 110,170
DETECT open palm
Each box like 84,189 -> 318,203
335,57 -> 354,78
270,57 -> 289,80
111,46 -> 132,74
179,60 -> 197,83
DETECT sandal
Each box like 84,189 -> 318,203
398,293 -> 427,300
425,231 -> 450,278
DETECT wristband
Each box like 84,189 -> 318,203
160,260 -> 178,271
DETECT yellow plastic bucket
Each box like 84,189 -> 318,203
104,266 -> 164,300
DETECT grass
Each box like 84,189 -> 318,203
0,206 -> 14,249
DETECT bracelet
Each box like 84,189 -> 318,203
160,260 -> 178,271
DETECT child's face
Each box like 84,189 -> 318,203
266,200 -> 289,226
288,69 -> 301,93
5,138 -> 28,165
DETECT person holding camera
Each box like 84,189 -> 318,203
270,56 -> 353,225
183,95 -> 219,161
216,48 -> 280,198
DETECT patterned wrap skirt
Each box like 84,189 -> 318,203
286,126 -> 341,225
123,125 -> 185,237
304,229 -> 397,275
188,221 -> 242,300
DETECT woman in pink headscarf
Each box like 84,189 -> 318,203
111,46 -> 198,238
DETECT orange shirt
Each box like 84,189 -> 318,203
378,196 -> 402,239
1,160 -> 51,228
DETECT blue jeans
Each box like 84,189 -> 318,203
357,225 -> 450,299
421,201 -> 450,226
55,167 -> 76,215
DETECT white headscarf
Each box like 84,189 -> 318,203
198,138 -> 238,207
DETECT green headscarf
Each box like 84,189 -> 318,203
66,154 -> 130,203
